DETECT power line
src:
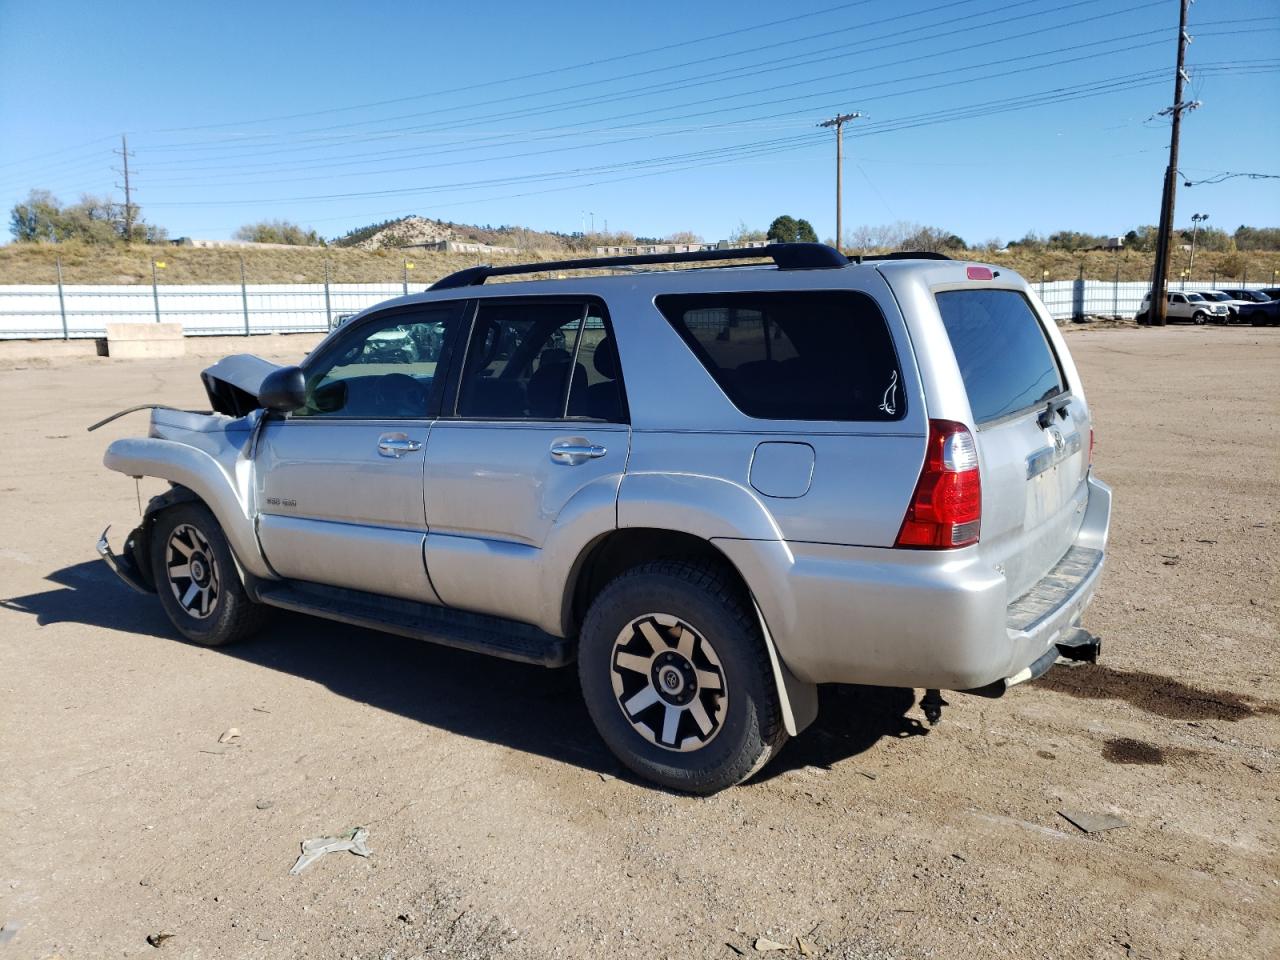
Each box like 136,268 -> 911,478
142,0 -> 891,134
134,5 -> 1178,183
141,67 -> 1209,209
136,0 -> 1123,158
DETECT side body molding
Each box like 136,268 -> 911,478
617,472 -> 817,737
103,436 -> 273,579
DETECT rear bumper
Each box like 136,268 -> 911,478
716,474 -> 1112,690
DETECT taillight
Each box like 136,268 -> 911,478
895,419 -> 982,549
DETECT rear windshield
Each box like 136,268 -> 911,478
935,289 -> 1066,424
655,290 -> 904,421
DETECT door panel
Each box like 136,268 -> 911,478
252,302 -> 465,602
422,295 -> 630,624
256,419 -> 440,602
423,421 -> 629,619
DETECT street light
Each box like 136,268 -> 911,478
1188,212 -> 1208,276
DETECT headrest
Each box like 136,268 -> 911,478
593,336 -> 618,379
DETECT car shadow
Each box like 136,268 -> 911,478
6,561 -> 923,788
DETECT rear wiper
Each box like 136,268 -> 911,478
1036,394 -> 1072,430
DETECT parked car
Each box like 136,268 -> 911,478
1217,288 -> 1272,304
1193,291 -> 1252,323
95,244 -> 1111,793
1238,298 -> 1280,326
1136,291 -> 1230,324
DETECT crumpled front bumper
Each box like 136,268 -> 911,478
96,525 -> 154,594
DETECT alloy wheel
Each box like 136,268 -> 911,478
610,613 -> 727,752
164,523 -> 220,620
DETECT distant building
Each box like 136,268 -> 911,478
401,239 -> 522,255
593,239 -> 770,256
169,237 -> 305,250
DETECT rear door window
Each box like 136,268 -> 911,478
654,290 -> 904,421
453,299 -> 626,421
934,289 -> 1065,424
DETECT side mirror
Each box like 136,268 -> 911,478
258,365 -> 307,412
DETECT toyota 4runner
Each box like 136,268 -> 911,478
96,243 -> 1111,793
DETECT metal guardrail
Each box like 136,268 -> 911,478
0,277 -> 1275,340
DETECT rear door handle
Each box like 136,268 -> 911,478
550,440 -> 607,465
377,433 -> 423,458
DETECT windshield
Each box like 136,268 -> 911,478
1185,294 -> 1205,302
1200,292 -> 1229,301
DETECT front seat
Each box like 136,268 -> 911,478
585,336 -> 624,421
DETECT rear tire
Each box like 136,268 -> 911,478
577,560 -> 786,794
150,502 -> 267,647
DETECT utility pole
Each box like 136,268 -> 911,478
114,133 -> 135,242
1182,213 -> 1203,273
818,112 -> 863,251
1148,0 -> 1198,326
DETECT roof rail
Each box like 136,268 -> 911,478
853,251 -> 952,262
430,242 -> 848,290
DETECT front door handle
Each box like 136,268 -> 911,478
550,440 -> 607,465
377,433 -> 423,458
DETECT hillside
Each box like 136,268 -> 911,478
332,215 -> 572,252
0,240 -> 1276,287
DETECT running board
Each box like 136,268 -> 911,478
254,580 -> 572,667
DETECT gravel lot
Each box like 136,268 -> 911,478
1,326 -> 1276,960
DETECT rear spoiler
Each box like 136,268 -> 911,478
200,354 -> 282,417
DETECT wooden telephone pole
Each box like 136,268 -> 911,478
1149,0 -> 1196,326
818,112 -> 862,251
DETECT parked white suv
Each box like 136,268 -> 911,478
1138,291 -> 1230,324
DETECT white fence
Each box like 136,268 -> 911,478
0,282 -> 424,339
0,278 -> 1275,340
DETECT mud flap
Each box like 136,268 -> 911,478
751,598 -> 819,737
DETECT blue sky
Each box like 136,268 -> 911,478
1,0 -> 1276,244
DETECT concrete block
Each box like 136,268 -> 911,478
105,322 -> 185,359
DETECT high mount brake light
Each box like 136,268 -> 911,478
966,266 -> 994,281
895,420 -> 982,549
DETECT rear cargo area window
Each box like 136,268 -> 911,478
934,289 -> 1065,424
654,291 -> 904,421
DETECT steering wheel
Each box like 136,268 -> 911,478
371,373 -> 428,417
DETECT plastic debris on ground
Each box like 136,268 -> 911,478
1058,808 -> 1128,833
289,826 -> 372,875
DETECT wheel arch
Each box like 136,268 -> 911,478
564,526 -> 817,737
103,437 -> 273,579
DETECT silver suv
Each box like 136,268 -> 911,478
97,244 -> 1111,793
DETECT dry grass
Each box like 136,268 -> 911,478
0,240 -> 1277,286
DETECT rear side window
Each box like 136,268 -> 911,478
654,291 -> 904,421
935,289 -> 1065,424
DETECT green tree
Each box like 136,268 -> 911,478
794,218 -> 818,243
1233,225 -> 1280,251
767,215 -> 798,242
729,221 -> 768,243
9,189 -> 62,242
8,189 -> 164,244
234,219 -> 323,246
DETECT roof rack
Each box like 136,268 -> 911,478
430,242 -> 848,290
853,251 -> 952,262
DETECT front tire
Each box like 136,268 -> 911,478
150,502 -> 267,646
578,560 -> 786,794
1192,311 -> 1207,325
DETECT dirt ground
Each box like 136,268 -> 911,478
1,326 -> 1276,960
